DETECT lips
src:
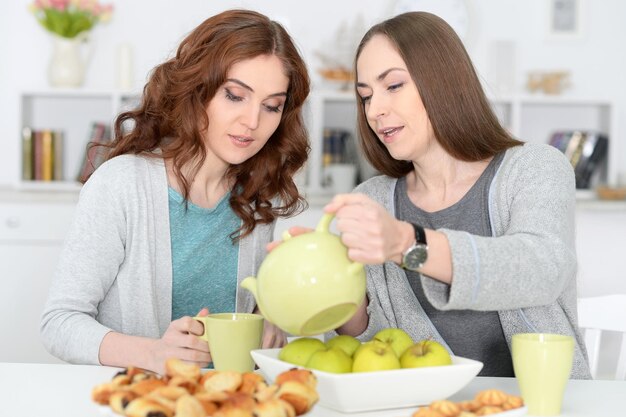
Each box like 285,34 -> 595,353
377,126 -> 403,143
229,134 -> 253,147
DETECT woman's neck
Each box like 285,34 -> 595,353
406,150 -> 492,212
165,156 -> 231,209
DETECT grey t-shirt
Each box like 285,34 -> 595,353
395,152 -> 514,377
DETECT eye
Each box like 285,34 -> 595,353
388,82 -> 404,92
359,95 -> 371,104
264,103 -> 282,113
225,88 -> 243,102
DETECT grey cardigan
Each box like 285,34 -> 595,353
41,154 -> 274,365
344,143 -> 591,379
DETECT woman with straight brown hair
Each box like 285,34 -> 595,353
41,9 -> 310,374
324,12 -> 590,378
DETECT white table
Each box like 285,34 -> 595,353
1,362 -> 624,417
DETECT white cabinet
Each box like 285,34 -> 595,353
0,190 -> 78,363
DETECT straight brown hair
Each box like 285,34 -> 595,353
105,10 -> 310,239
354,12 -> 522,177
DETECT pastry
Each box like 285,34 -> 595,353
411,407 -> 445,417
252,398 -> 296,417
476,405 -> 504,416
164,358 -> 201,381
202,371 -> 243,393
124,397 -> 175,417
174,394 -> 205,417
275,380 -> 319,416
92,358 -> 319,417
430,400 -> 461,417
475,389 -> 508,406
109,390 -> 139,414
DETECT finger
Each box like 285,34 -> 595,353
196,307 -> 209,317
186,333 -> 211,353
174,316 -> 205,337
175,347 -> 212,366
266,240 -> 281,252
287,226 -> 314,236
262,330 -> 275,349
324,193 -> 368,213
274,331 -> 287,348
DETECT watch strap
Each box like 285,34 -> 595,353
411,223 -> 427,245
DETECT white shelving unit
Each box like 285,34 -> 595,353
17,89 -> 618,197
18,89 -> 140,192
304,90 -> 618,198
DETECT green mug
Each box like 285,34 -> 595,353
512,333 -> 574,416
194,313 -> 264,372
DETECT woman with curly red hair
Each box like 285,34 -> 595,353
41,9 -> 310,374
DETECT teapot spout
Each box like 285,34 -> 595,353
240,277 -> 259,301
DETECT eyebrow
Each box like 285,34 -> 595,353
226,78 -> 288,98
356,67 -> 407,88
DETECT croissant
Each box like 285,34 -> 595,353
92,358 -> 319,417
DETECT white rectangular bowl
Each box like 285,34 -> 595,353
251,348 -> 483,413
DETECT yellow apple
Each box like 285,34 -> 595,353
352,340 -> 401,372
326,335 -> 361,357
279,337 -> 326,367
399,340 -> 452,368
306,347 -> 353,373
372,327 -> 414,358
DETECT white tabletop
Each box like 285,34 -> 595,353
1,362 -> 624,417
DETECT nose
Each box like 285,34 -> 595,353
241,102 -> 260,130
365,94 -> 387,120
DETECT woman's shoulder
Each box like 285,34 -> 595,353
497,142 -> 574,194
504,142 -> 569,166
353,175 -> 397,207
93,153 -> 163,178
354,174 -> 396,192
502,143 -> 572,177
85,153 -> 165,192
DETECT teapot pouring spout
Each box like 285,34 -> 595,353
240,277 -> 259,301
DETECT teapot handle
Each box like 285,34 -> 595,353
317,212 -> 365,272
316,213 -> 334,233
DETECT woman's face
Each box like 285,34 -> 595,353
204,54 -> 289,168
356,34 -> 436,162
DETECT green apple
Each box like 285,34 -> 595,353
279,337 -> 326,367
326,335 -> 361,357
352,340 -> 401,372
399,340 -> 452,368
372,327 -> 414,358
305,347 -> 353,373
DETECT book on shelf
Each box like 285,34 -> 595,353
76,122 -> 112,183
21,127 -> 32,180
547,130 -> 608,189
322,128 -> 355,166
22,128 -> 64,182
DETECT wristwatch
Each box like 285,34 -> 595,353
401,223 -> 428,271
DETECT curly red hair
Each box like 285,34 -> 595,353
104,9 -> 310,239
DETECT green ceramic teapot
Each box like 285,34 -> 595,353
240,213 -> 366,336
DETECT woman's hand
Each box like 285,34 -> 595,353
260,320 -> 288,348
148,308 -> 212,373
325,193 -> 413,265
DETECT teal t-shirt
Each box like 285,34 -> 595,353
168,188 -> 240,320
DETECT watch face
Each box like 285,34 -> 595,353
404,244 -> 428,270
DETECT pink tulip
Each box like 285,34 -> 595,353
49,0 -> 69,11
33,0 -> 51,9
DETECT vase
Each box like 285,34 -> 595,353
48,32 -> 90,88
